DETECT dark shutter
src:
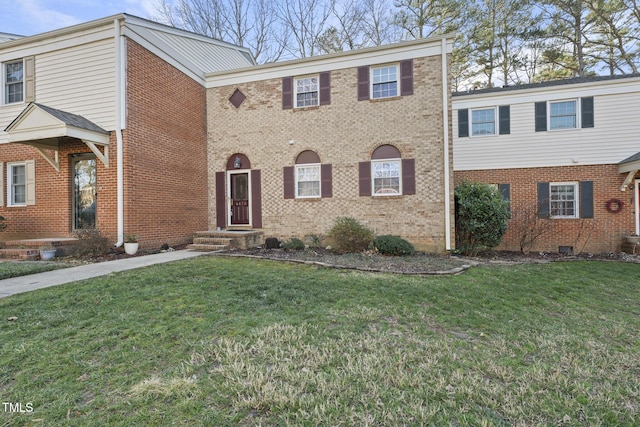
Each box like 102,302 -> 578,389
283,166 -> 295,199
499,105 -> 510,135
537,182 -> 550,218
357,66 -> 370,101
282,77 -> 293,109
402,158 -> 415,195
251,170 -> 262,228
581,97 -> 594,128
321,164 -> 332,198
359,161 -> 371,196
319,72 -> 331,106
458,109 -> 469,138
215,172 -> 226,229
498,183 -> 511,215
400,59 -> 413,96
535,102 -> 547,132
580,181 -> 594,218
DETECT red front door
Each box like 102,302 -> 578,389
230,173 -> 249,225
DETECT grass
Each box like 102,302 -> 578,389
0,261 -> 69,280
0,257 -> 638,426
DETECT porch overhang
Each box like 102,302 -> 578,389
4,103 -> 110,171
618,152 -> 640,191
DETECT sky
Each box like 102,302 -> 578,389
0,0 -> 160,36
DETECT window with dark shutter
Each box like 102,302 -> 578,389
402,158 -> 416,195
359,161 -> 371,196
251,170 -> 262,228
579,181 -> 594,218
498,183 -> 511,215
535,102 -> 547,132
537,182 -> 550,218
319,72 -> 331,106
321,164 -> 332,197
282,77 -> 293,109
215,172 -> 226,228
581,97 -> 594,128
357,66 -> 370,101
499,105 -> 510,135
283,166 -> 295,199
400,59 -> 413,96
458,109 -> 469,138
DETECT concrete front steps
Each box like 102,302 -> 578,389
188,230 -> 264,252
0,238 -> 78,260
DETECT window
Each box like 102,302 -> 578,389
296,164 -> 320,197
371,65 -> 398,99
7,163 -> 26,206
550,182 -> 578,218
471,108 -> 496,136
4,60 -> 23,104
549,100 -> 577,130
359,145 -> 415,197
372,159 -> 401,195
295,76 -> 319,108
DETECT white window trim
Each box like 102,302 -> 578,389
548,99 -> 579,131
549,181 -> 579,219
7,162 -> 27,207
470,106 -> 497,137
294,75 -> 319,108
370,63 -> 399,100
371,158 -> 402,196
3,59 -> 24,105
295,163 -> 321,199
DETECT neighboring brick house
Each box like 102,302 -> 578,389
205,37 -> 455,252
453,74 -> 640,253
0,14 -> 254,248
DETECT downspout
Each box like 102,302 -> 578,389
114,18 -> 125,247
442,37 -> 452,251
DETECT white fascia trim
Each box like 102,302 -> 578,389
453,77 -> 640,110
206,35 -> 454,89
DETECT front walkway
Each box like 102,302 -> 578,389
0,250 -> 205,298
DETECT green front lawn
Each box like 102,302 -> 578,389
1,258 -> 638,426
0,261 -> 69,280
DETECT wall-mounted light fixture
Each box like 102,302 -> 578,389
234,156 -> 242,169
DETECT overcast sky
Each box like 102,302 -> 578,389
0,0 -> 160,36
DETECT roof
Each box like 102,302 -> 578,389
0,32 -> 23,43
28,103 -> 109,134
619,151 -> 640,165
453,73 -> 640,97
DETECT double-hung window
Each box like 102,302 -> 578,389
471,108 -> 496,136
372,159 -> 401,195
296,164 -> 321,198
4,60 -> 24,104
7,162 -> 27,206
294,75 -> 319,108
550,182 -> 578,218
371,65 -> 398,99
549,100 -> 577,130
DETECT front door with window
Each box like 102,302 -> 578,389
230,172 -> 250,225
72,155 -> 97,229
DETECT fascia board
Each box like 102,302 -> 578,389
206,36 -> 453,88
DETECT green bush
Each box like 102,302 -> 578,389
0,215 -> 6,232
282,237 -> 305,250
454,180 -> 509,256
374,235 -> 415,256
327,217 -> 374,253
72,229 -> 112,258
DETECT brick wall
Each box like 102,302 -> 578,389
207,55 -> 454,252
455,165 -> 636,253
125,40 -> 208,249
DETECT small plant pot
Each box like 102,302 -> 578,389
39,249 -> 56,261
124,242 -> 139,255
624,236 -> 640,244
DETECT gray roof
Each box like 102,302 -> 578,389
32,103 -> 109,134
453,73 -> 640,97
619,151 -> 640,165
0,32 -> 23,43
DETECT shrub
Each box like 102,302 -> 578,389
327,217 -> 374,253
454,180 -> 509,256
374,235 -> 415,256
282,237 -> 305,250
0,215 -> 6,232
72,229 -> 112,258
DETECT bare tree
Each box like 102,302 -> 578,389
278,0 -> 335,58
393,0 -> 463,40
361,0 -> 400,46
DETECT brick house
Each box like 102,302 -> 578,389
453,74 -> 640,254
205,37 -> 455,252
0,14 -> 254,249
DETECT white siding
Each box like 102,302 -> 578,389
453,78 -> 640,171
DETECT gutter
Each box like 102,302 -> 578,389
442,37 -> 452,251
114,18 -> 125,247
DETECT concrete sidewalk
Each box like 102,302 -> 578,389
0,250 -> 205,299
